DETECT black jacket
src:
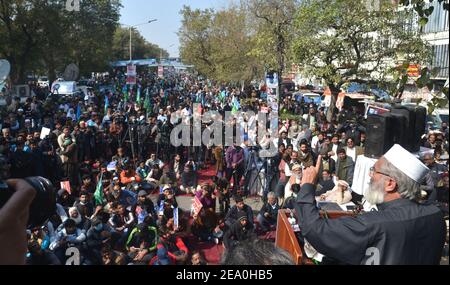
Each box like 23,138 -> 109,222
259,203 -> 280,222
223,220 -> 256,249
295,184 -> 446,265
225,205 -> 254,226
181,171 -> 198,188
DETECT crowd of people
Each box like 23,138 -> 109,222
0,69 -> 448,265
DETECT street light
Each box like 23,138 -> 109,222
161,44 -> 175,61
122,19 -> 158,62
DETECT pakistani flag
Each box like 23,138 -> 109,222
123,84 -> 129,103
94,172 -> 104,206
219,90 -> 225,103
232,96 -> 240,114
144,88 -> 151,113
136,86 -> 142,105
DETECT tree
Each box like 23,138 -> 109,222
179,4 -> 262,83
178,6 -> 216,78
0,0 -> 122,83
0,0 -> 44,83
292,0 -> 431,121
245,0 -> 300,80
64,0 -> 122,75
210,5 -> 262,83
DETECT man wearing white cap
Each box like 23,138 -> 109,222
295,144 -> 446,265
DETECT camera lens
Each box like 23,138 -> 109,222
23,177 -> 56,228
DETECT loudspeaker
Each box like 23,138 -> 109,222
365,113 -> 408,159
391,105 -> 426,152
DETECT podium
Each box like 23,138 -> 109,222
275,209 -> 356,265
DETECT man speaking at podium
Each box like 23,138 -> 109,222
295,144 -> 446,265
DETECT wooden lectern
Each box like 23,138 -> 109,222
275,209 -> 356,265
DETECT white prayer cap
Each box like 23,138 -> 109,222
383,144 -> 429,183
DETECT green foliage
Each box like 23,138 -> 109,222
245,0 -> 300,77
0,0 -> 122,83
293,0 -> 431,93
178,4 -> 262,83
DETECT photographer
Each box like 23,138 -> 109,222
0,179 -> 36,265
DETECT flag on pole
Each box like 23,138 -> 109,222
158,200 -> 164,215
123,84 -> 129,102
173,207 -> 179,230
144,88 -> 151,112
104,95 -> 109,113
232,96 -> 240,114
76,104 -> 81,121
219,91 -> 225,103
136,86 -> 142,105
94,172 -> 104,206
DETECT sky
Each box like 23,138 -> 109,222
120,0 -> 231,58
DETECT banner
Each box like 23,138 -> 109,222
158,65 -> 164,78
126,64 -> 137,85
266,73 -> 279,89
266,72 -> 279,112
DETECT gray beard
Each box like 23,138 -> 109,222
364,179 -> 386,205
70,215 -> 82,225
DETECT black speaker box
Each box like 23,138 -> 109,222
365,112 -> 408,159
391,105 -> 426,152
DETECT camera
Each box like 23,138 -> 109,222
0,156 -> 56,228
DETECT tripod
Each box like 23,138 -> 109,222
120,119 -> 137,169
243,148 -> 266,200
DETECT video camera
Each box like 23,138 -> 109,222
0,155 -> 56,228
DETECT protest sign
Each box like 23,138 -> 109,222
192,196 -> 203,217
60,181 -> 71,195
40,127 -> 51,140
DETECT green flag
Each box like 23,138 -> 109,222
136,86 -> 142,105
123,84 -> 129,103
94,172 -> 104,206
144,88 -> 151,112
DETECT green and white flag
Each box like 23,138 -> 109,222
94,172 -> 104,206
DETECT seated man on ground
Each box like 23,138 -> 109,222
191,207 -> 223,244
126,222 -> 158,265
224,195 -> 254,228
223,212 -> 256,250
152,226 -> 189,265
180,164 -> 198,195
257,192 -> 280,233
